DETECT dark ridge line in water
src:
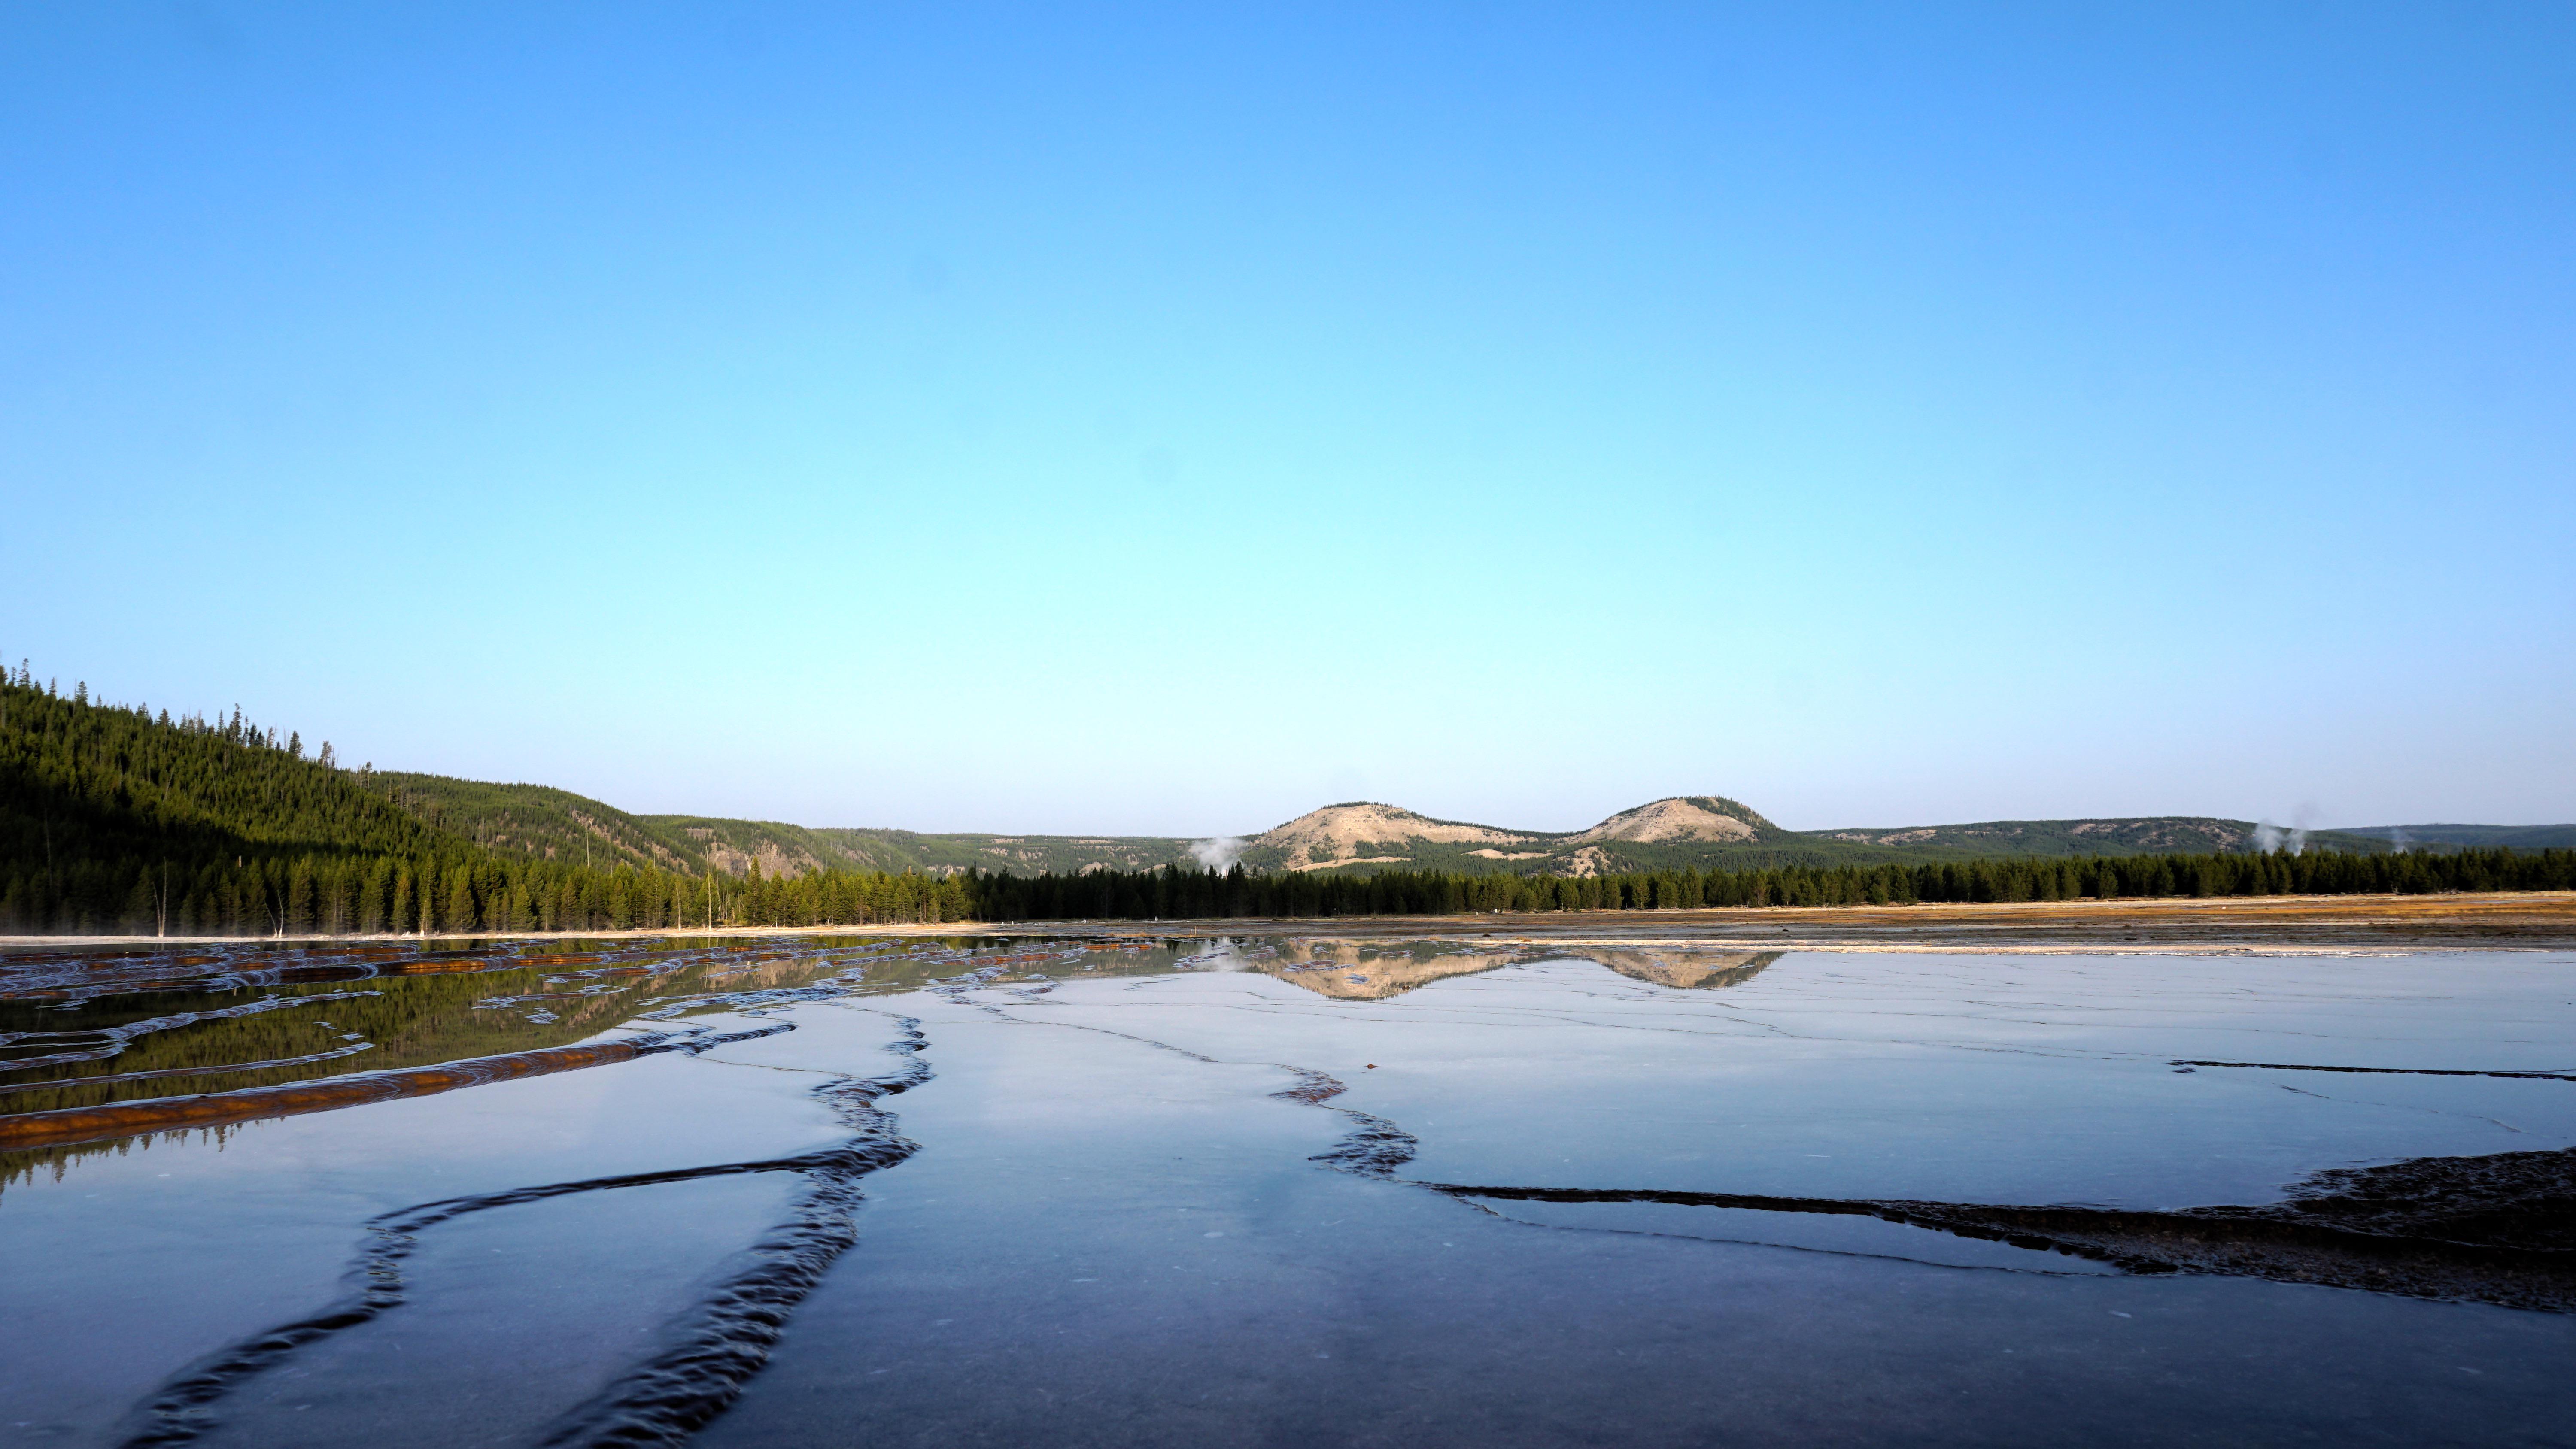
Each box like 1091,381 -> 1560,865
927,965 -> 1058,1018
966,1009 -> 1418,1185
1444,1192 -> 2123,1278
980,1007 -> 1223,1064
0,988 -> 385,1072
0,1040 -> 378,1097
115,1020 -> 931,1449
114,1149 -> 881,1449
631,983 -> 865,1019
1416,1146 -> 2576,1313
964,1010 -> 1415,1176
1259,1059 -> 2575,1311
2169,1059 -> 2576,1081
0,1022 -> 794,1152
1272,1069 -> 1419,1179
973,1004 -> 2575,1313
532,1021 -> 929,1449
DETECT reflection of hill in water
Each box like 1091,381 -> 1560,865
1259,943 -> 1783,1000
1259,941 -> 1523,1000
1584,949 -> 1782,991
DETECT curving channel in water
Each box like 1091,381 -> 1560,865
4,936 -> 2572,1447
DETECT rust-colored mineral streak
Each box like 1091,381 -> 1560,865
0,1039 -> 654,1152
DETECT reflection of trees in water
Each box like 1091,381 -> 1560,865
1258,943 -> 1784,1000
0,936 -> 1185,1196
0,944 -> 878,1120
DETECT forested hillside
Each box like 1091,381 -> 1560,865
2,670 -> 447,931
2339,823 -> 2576,850
1806,817 -> 2385,857
649,815 -> 900,874
0,674 -> 973,935
362,773 -> 920,876
358,775 -> 1196,879
362,772 -> 707,872
820,828 -> 1195,875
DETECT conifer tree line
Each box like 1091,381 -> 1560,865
969,846 -> 2576,922
0,669 -> 971,935
5,664 -> 2569,936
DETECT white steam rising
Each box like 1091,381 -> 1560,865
2251,820 -> 2309,856
1191,836 -> 1248,872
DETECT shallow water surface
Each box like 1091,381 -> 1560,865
3,937 -> 2572,1446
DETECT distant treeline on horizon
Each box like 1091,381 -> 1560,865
7,844 -> 2569,939
4,666 -> 2570,937
970,847 -> 2575,922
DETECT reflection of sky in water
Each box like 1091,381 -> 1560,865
4,941 -> 2573,1446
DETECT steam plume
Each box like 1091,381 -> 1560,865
1192,836 -> 1248,872
2251,819 -> 2310,856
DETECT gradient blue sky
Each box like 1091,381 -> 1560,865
5,3 -> 2571,836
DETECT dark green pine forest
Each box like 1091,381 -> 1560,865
978,846 -> 2576,922
3,667 -> 2569,936
0,671 -> 972,934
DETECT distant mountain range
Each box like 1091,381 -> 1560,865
367,774 -> 2571,881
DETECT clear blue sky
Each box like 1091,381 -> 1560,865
5,3 -> 2570,836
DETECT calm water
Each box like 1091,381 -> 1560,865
3,936 -> 2571,1446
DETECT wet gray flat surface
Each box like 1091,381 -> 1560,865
5,939 -> 2573,1446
